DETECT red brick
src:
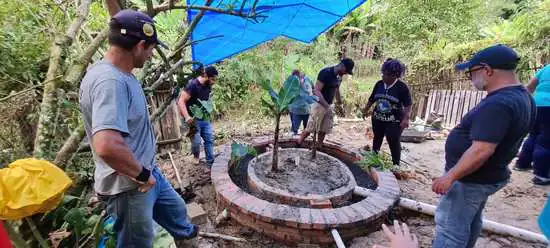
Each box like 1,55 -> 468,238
255,219 -> 277,233
321,210 -> 339,228
298,208 -> 312,229
332,209 -> 352,226
339,206 -> 363,224
231,211 -> 257,229
309,209 -> 327,230
310,199 -> 332,209
349,202 -> 373,223
259,204 -> 275,222
276,225 -> 302,242
300,229 -> 334,244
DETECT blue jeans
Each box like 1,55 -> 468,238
191,120 -> 214,166
290,113 -> 309,135
516,107 -> 550,179
99,168 -> 196,248
433,180 -> 508,248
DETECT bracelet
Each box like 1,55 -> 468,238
136,167 -> 151,183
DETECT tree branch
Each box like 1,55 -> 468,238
34,0 -> 92,159
105,0 -> 122,16
145,0 -> 154,16
145,60 -> 200,92
154,3 -> 262,18
54,124 -> 85,169
64,27 -> 109,86
66,0 -> 92,43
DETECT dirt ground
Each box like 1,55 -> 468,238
158,116 -> 548,248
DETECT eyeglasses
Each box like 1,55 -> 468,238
465,66 -> 486,80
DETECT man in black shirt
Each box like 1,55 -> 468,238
177,66 -> 218,168
432,45 -> 535,248
297,58 -> 354,145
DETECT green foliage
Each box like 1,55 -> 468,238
358,151 -> 394,172
190,99 -> 214,121
230,142 -> 257,172
260,75 -> 300,114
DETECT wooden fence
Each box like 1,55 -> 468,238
418,89 -> 486,128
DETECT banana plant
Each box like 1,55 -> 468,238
259,75 -> 301,171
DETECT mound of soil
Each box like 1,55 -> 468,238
252,148 -> 351,195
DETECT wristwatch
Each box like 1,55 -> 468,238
136,167 -> 151,183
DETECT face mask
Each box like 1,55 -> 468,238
472,77 -> 487,91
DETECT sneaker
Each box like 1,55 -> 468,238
192,157 -> 200,166
532,177 -> 550,186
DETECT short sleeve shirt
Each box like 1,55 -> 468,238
317,66 -> 342,104
184,78 -> 212,117
445,86 -> 536,184
533,65 -> 550,107
79,61 -> 157,195
368,80 -> 412,122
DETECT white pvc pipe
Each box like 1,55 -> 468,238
331,229 -> 346,248
398,197 -> 548,244
352,188 -> 548,244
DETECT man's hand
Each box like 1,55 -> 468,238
185,117 -> 194,124
400,118 -> 410,129
432,174 -> 455,195
137,175 -> 156,193
373,220 -> 419,248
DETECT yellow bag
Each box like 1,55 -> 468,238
0,158 -> 72,220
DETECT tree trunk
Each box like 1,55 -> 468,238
33,0 -> 92,159
272,113 -> 280,171
54,124 -> 85,169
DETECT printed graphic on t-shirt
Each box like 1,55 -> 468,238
373,93 -> 400,122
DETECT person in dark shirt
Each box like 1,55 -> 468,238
297,58 -> 354,145
177,66 -> 218,168
364,58 -> 412,166
432,44 -> 536,248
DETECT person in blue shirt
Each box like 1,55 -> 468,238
288,70 -> 316,135
515,64 -> 550,185
432,44 -> 536,248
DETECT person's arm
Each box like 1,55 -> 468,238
314,81 -> 329,108
526,77 -> 539,94
105,0 -> 121,17
177,90 -> 193,123
90,80 -> 155,191
93,130 -> 145,179
400,83 -> 413,129
432,103 -> 511,195
363,82 -> 378,117
335,88 -> 342,105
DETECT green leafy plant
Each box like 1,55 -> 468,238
358,151 -> 394,172
230,142 -> 257,172
190,99 -> 214,122
259,75 -> 300,171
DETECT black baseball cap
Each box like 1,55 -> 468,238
341,58 -> 355,75
111,9 -> 167,48
455,44 -> 520,71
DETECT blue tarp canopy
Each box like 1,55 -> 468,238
187,0 -> 367,66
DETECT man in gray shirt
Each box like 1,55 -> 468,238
80,9 -> 197,247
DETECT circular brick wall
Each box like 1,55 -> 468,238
247,148 -> 357,207
211,136 -> 400,245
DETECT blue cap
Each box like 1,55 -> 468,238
455,44 -> 520,71
111,10 -> 167,48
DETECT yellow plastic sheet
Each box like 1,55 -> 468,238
0,158 -> 72,220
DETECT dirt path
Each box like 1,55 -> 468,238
158,117 -> 548,248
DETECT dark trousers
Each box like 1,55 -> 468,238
290,113 -> 309,135
517,107 -> 550,179
372,119 -> 403,165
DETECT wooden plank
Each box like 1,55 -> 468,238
443,90 -> 452,127
462,90 -> 472,118
424,90 -> 435,119
450,90 -> 460,127
455,90 -> 466,126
